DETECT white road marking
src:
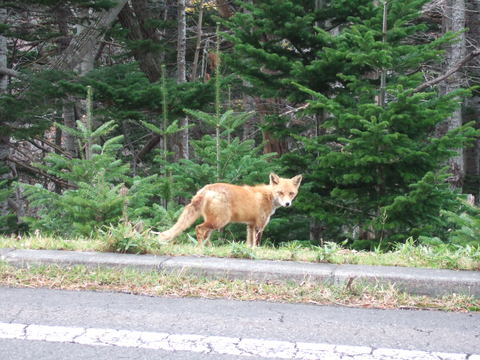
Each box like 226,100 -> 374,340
0,322 -> 477,359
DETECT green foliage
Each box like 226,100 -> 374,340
184,109 -> 254,138
225,0 -> 378,101
125,175 -> 158,222
0,70 -> 74,138
140,119 -> 193,141
99,221 -> 152,254
403,236 -> 480,269
83,63 -> 213,120
37,123 -> 128,184
382,169 -> 463,243
125,176 -> 189,233
229,242 -> 257,259
23,172 -> 126,237
437,203 -> 480,247
315,242 -> 343,263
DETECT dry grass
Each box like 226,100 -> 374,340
0,262 -> 478,312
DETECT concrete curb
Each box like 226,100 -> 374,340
1,248 -> 479,298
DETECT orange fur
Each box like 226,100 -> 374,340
157,173 -> 302,247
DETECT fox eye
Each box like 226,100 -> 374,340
278,192 -> 284,196
289,192 -> 295,196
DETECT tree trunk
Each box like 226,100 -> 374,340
177,0 -> 187,83
242,87 -> 257,141
117,0 -> 165,160
118,1 -> 162,82
257,98 -> 288,155
0,7 -> 16,224
50,0 -> 128,71
464,0 -> 480,202
62,99 -> 77,156
75,8 -> 96,75
191,0 -> 204,80
440,0 -> 467,189
131,0 -> 163,41
0,8 -> 7,92
54,1 -> 127,157
55,4 -> 76,157
0,7 -> 9,152
177,0 -> 189,160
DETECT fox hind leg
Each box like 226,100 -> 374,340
195,223 -> 214,246
195,198 -> 231,246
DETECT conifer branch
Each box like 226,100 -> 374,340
413,50 -> 480,93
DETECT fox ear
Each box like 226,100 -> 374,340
269,173 -> 280,185
291,175 -> 303,188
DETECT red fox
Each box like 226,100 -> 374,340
157,173 -> 302,247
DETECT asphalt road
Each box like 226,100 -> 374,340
0,287 -> 479,359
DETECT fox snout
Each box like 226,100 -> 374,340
274,194 -> 296,208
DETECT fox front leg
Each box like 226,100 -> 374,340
252,217 -> 270,248
254,229 -> 263,248
246,224 -> 255,247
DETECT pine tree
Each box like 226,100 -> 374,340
22,87 -> 130,236
227,0 -> 479,247
225,0 -> 374,101
291,1 -> 478,247
22,134 -> 129,236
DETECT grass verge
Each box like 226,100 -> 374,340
0,262 -> 478,312
1,233 -> 480,271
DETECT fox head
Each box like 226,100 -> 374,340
269,173 -> 302,208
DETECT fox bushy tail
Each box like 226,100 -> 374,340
158,193 -> 203,241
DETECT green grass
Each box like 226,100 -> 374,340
1,232 -> 479,271
1,262 -> 478,312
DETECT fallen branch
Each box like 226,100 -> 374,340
0,67 -> 22,79
33,136 -> 73,159
135,134 -> 161,161
413,49 -> 480,93
6,157 -> 77,190
281,103 -> 310,116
